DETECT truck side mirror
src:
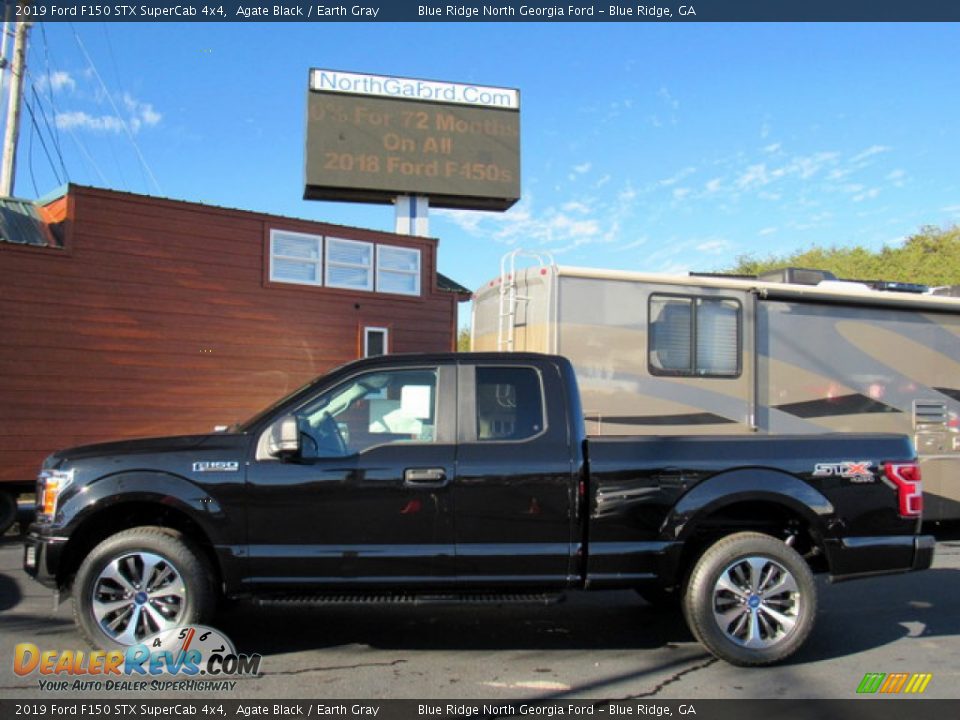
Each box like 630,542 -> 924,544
270,415 -> 301,459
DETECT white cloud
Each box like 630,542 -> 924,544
657,87 -> 680,110
736,163 -> 770,190
758,227 -> 778,236
572,162 -> 591,175
56,111 -> 125,133
659,166 -> 696,186
853,188 -> 881,202
696,239 -> 729,254
673,187 -> 691,200
616,237 -> 649,252
763,142 -> 781,154
704,177 -> 723,194
34,71 -> 76,93
562,201 -> 592,214
886,169 -> 907,187
850,145 -> 891,164
51,71 -> 76,92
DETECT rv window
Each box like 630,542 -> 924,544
649,295 -> 741,378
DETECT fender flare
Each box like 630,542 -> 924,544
60,470 -> 227,543
661,468 -> 835,542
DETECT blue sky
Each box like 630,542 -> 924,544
14,22 -> 960,322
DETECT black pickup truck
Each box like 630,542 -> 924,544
24,352 -> 934,665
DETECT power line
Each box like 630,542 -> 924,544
69,23 -> 162,195
36,22 -> 69,181
22,91 -> 63,187
64,122 -> 109,186
26,101 -> 39,196
28,81 -> 69,182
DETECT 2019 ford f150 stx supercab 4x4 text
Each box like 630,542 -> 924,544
24,353 -> 934,665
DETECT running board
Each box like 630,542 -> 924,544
254,592 -> 565,607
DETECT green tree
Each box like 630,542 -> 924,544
457,326 -> 471,352
727,224 -> 960,287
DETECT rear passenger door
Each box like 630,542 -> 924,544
452,362 -> 577,587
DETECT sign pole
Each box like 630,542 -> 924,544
394,194 -> 430,236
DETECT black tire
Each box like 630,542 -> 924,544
0,491 -> 16,536
682,531 -> 816,666
72,526 -> 215,649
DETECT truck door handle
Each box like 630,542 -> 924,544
404,467 -> 447,485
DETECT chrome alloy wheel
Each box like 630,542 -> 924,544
90,551 -> 187,645
711,555 -> 801,649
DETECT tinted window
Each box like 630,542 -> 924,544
475,367 -> 544,441
296,368 -> 437,456
649,295 -> 740,377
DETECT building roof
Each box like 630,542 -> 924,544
0,197 -> 61,248
437,272 -> 472,296
6,184 -> 471,294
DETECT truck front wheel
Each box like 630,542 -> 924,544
72,526 -> 214,649
682,531 -> 816,666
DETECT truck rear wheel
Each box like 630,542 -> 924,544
72,526 -> 214,649
0,491 -> 16,536
682,531 -> 816,666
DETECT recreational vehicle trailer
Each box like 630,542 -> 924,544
471,252 -> 960,521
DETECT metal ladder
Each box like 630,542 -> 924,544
497,249 -> 554,351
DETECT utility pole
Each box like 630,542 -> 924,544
0,18 -> 30,197
0,5 -> 13,104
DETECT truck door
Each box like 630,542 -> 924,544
452,362 -> 577,587
244,363 -> 457,588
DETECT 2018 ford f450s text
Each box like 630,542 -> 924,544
24,353 -> 934,665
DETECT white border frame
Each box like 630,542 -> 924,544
376,245 -> 421,297
364,326 -> 390,358
269,229 -> 324,287
326,237 -> 374,292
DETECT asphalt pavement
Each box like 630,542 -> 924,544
1,531 -> 958,701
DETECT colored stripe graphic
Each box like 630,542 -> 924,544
857,673 -> 885,694
904,674 -> 933,694
880,672 -> 909,693
857,672 -> 932,694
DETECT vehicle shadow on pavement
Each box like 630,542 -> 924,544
793,565 -> 960,663
216,564 -> 960,663
0,571 -> 21,612
216,590 -> 697,655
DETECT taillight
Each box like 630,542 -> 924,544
883,462 -> 922,518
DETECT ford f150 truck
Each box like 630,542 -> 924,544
24,353 -> 935,666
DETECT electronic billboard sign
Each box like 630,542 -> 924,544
305,69 -> 521,210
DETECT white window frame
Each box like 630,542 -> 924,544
269,229 -> 323,287
364,326 -> 389,358
376,245 -> 421,297
325,237 -> 374,292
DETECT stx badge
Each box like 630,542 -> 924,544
812,461 -> 875,482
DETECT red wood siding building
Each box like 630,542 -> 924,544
0,185 -> 469,486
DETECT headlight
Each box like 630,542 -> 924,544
37,468 -> 74,520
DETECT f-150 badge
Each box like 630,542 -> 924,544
192,461 -> 240,472
812,461 -> 875,481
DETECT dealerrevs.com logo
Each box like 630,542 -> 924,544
14,625 -> 261,692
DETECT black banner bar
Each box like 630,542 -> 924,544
3,700 -> 960,720
3,0 -> 960,23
